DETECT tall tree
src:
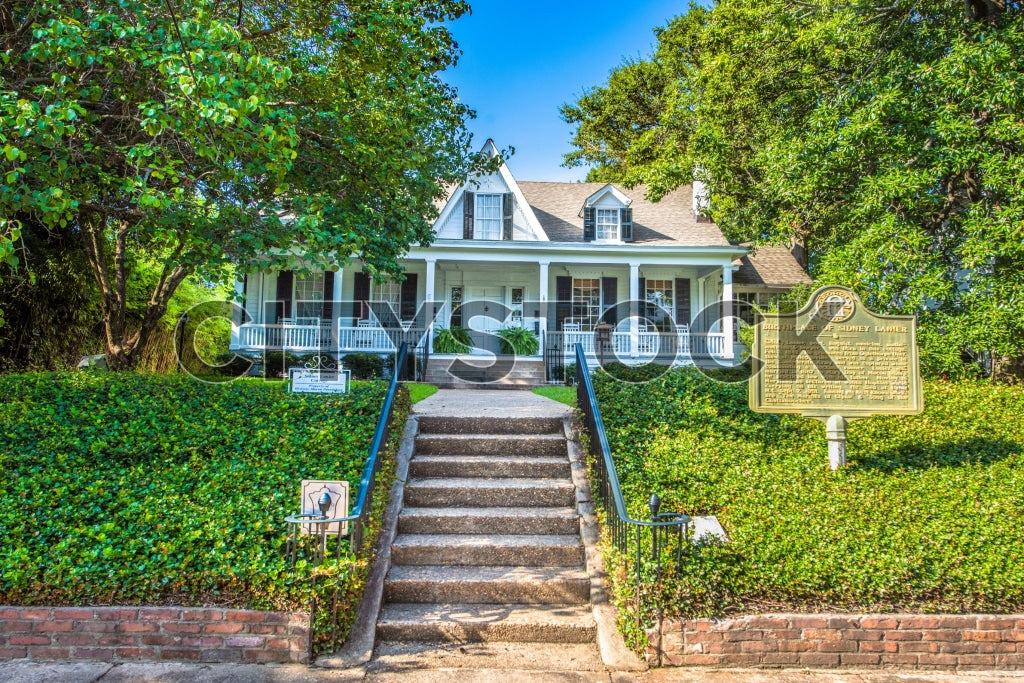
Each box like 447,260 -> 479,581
564,1 -> 1024,378
1,0 -> 484,369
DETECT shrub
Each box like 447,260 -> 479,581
433,326 -> 472,354
0,372 -> 408,652
261,350 -> 303,378
592,370 -> 1024,647
495,326 -> 540,356
342,352 -> 385,380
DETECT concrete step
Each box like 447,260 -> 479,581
417,416 -> 564,436
414,434 -> 567,457
398,506 -> 579,535
384,565 -> 590,605
376,603 -> 597,644
403,477 -> 577,508
368,641 -> 606,675
409,455 -> 571,479
391,533 -> 584,567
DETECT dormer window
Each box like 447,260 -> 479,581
583,206 -> 633,242
463,191 -> 514,240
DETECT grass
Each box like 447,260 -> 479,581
0,372 -> 408,653
532,385 -> 577,406
406,382 -> 438,403
592,368 -> 1024,646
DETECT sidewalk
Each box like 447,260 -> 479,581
2,660 -> 1023,682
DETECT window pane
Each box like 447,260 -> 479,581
645,279 -> 674,331
295,273 -> 325,319
475,194 -> 502,240
571,278 -> 601,330
596,209 -> 618,240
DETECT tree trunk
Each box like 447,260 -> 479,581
79,211 -> 192,371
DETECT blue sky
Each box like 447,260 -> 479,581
443,1 -> 689,182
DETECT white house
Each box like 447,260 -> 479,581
230,141 -> 810,379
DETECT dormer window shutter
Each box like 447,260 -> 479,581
583,206 -> 596,241
502,192 -> 513,240
463,191 -> 475,240
620,208 -> 633,242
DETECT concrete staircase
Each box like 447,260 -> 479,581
423,356 -> 547,389
376,415 -> 596,648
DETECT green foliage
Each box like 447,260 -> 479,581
495,326 -> 540,356
550,362 -> 577,385
406,383 -> 439,403
433,326 -> 472,354
1,0 -> 492,367
342,352 -> 385,380
564,2 -> 1024,377
0,372 -> 409,628
531,385 -> 576,407
594,369 -> 1024,643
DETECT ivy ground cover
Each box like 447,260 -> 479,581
0,373 -> 406,616
592,369 -> 1024,640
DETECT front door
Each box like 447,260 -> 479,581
466,286 -> 506,353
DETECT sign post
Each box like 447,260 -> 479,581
750,286 -> 923,469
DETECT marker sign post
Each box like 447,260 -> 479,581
749,286 -> 923,469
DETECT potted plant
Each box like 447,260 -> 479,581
495,325 -> 540,356
433,326 -> 472,354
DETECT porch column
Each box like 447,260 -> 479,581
332,268 -> 343,356
425,258 -> 436,353
629,262 -> 640,358
538,260 -> 549,332
230,275 -> 244,349
722,265 -> 735,360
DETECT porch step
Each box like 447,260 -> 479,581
403,478 -> 577,508
391,533 -> 584,567
384,565 -> 590,605
414,433 -> 567,457
417,416 -> 564,435
377,603 -> 597,644
409,455 -> 571,479
397,506 -> 579,536
425,357 -> 547,388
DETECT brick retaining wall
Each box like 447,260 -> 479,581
0,606 -> 309,663
646,614 -> 1024,670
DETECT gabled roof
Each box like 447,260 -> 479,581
432,140 -> 548,241
518,181 -> 730,246
733,246 -> 813,287
581,183 -> 632,212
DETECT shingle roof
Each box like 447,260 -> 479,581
516,181 -> 731,246
733,246 -> 813,287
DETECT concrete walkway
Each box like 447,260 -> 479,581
412,389 -> 574,419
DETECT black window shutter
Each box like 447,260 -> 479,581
620,207 -> 633,242
502,192 -> 513,240
582,206 -> 595,241
400,273 -> 418,322
276,270 -> 293,320
353,271 -> 371,320
463,191 -> 475,240
674,278 -> 691,327
555,276 -> 572,329
601,277 -> 618,324
321,271 -> 334,320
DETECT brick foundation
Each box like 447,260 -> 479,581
0,606 -> 309,663
646,614 -> 1024,670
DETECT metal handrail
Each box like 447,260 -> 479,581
574,342 -> 691,664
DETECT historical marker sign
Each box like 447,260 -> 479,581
288,356 -> 350,394
750,286 -> 923,467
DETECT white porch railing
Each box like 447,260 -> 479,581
336,325 -> 397,353
239,323 -> 326,351
235,322 -> 729,360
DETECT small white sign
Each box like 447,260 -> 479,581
300,480 -> 349,536
289,367 -> 351,394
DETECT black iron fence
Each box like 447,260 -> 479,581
573,343 -> 692,661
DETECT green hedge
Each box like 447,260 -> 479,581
593,369 -> 1024,646
0,372 -> 407,629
